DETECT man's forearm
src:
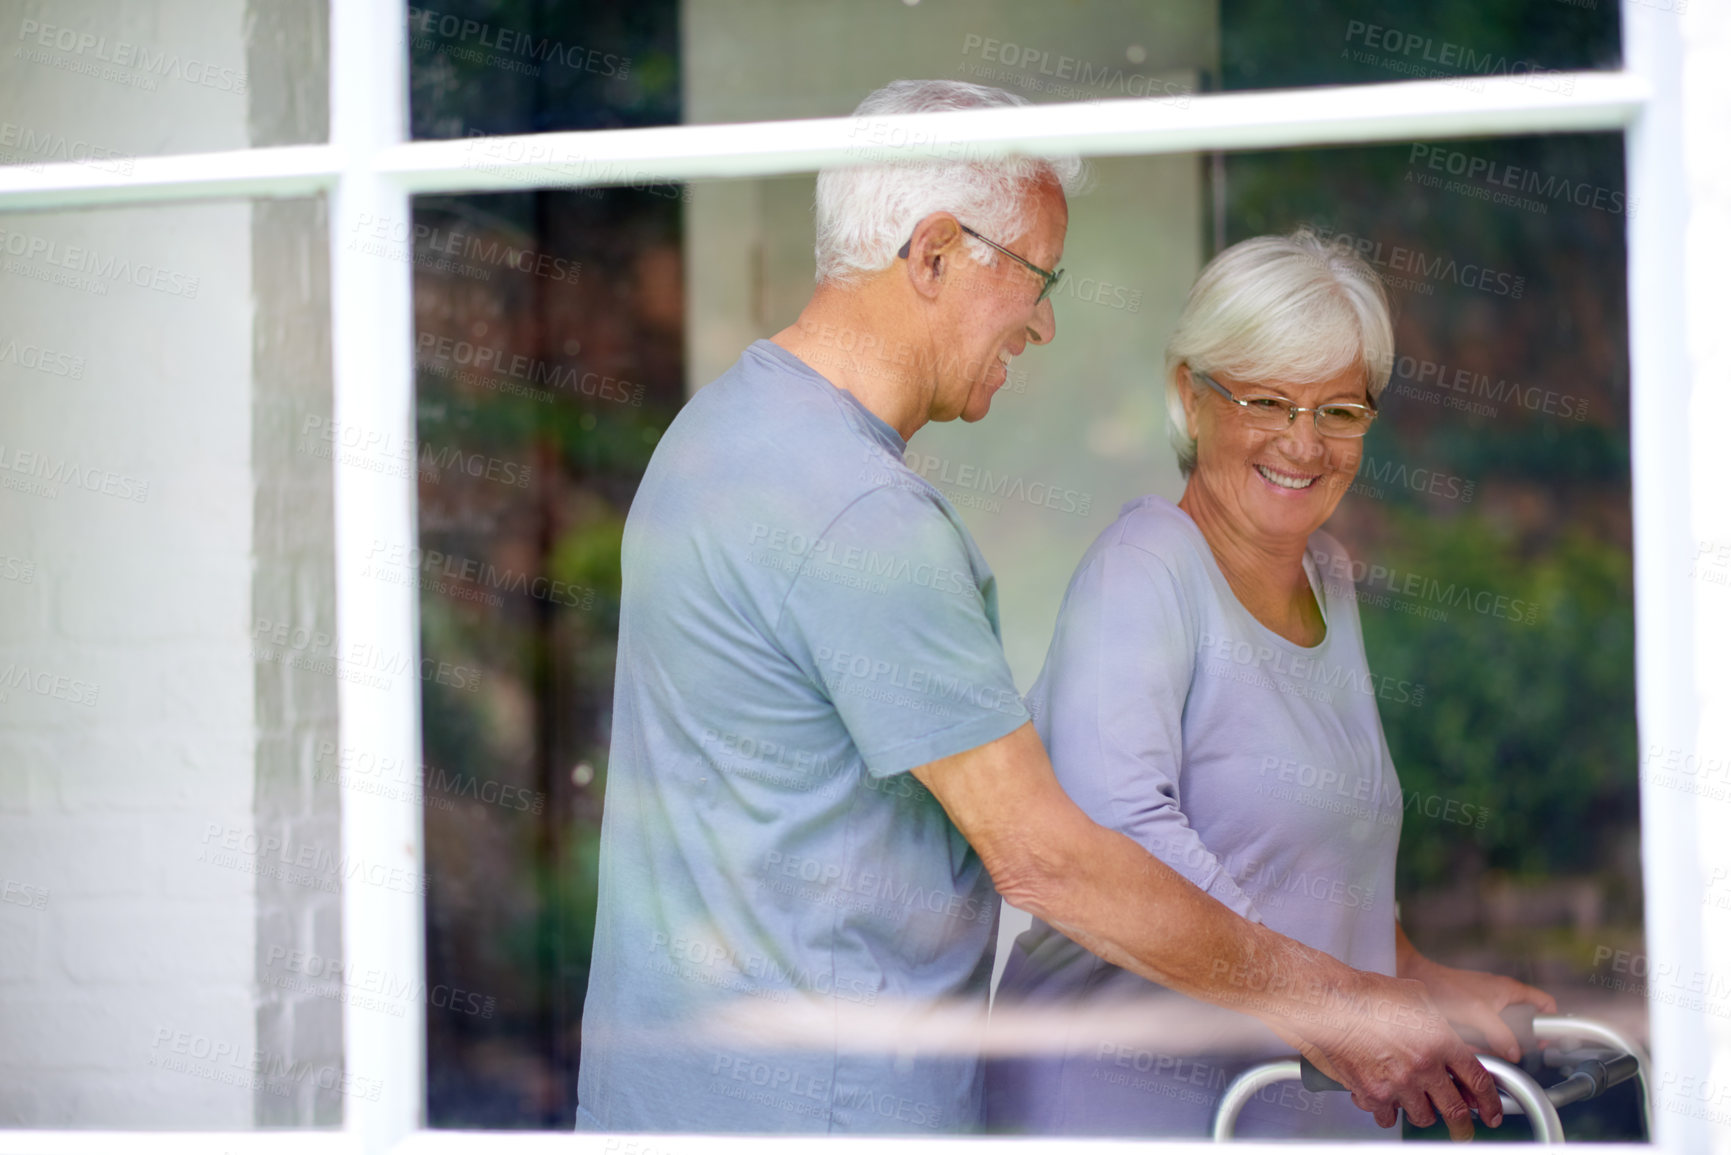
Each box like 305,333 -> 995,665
916,723 -> 1364,1034
915,722 -> 1500,1132
1004,804 -> 1366,1038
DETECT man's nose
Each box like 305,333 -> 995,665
1028,296 -> 1056,345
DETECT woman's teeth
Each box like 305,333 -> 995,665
1255,464 -> 1316,490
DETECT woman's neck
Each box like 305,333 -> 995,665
1178,484 -> 1324,647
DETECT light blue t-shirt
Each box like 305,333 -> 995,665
985,496 -> 1404,1140
577,340 -> 1031,1134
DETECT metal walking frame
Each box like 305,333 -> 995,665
1211,1015 -> 1651,1143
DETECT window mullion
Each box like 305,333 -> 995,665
329,1 -> 422,1152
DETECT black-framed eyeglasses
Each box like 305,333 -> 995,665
897,223 -> 1064,305
1190,367 -> 1378,439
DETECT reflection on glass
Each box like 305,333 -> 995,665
411,187 -> 682,1127
1223,0 -> 1619,93
408,0 -> 1619,141
414,135 -> 1641,1144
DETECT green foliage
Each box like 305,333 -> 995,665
1355,508 -> 1636,893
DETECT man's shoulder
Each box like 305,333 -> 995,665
680,343 -> 896,465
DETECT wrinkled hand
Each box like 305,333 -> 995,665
1281,969 -> 1505,1142
1405,954 -> 1558,1063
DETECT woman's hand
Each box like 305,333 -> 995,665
1396,925 -> 1557,1063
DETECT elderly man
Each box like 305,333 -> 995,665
576,79 -> 1503,1138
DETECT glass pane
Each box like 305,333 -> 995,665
1221,134 -> 1641,1139
0,0 -> 326,168
0,196 -> 341,1128
407,186 -> 682,1127
1223,0 -> 1620,93
415,132 -> 1640,1140
408,0 -> 1619,140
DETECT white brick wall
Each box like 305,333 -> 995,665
0,197 -> 262,1129
251,195 -> 342,1126
0,0 -> 335,1131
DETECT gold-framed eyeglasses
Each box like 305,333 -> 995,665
1190,368 -> 1378,439
897,223 -> 1064,305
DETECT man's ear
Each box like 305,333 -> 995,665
901,213 -> 964,301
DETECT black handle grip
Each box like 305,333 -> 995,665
1300,1059 -> 1347,1092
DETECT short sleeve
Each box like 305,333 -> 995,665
1030,539 -> 1263,922
774,486 -> 1029,777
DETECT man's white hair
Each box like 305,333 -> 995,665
1164,229 -> 1395,476
814,79 -> 1086,285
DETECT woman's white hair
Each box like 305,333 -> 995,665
1164,229 -> 1395,476
814,80 -> 1087,285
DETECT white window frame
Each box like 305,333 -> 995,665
0,1 -> 1703,1152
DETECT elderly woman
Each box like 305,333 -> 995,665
983,230 -> 1554,1139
